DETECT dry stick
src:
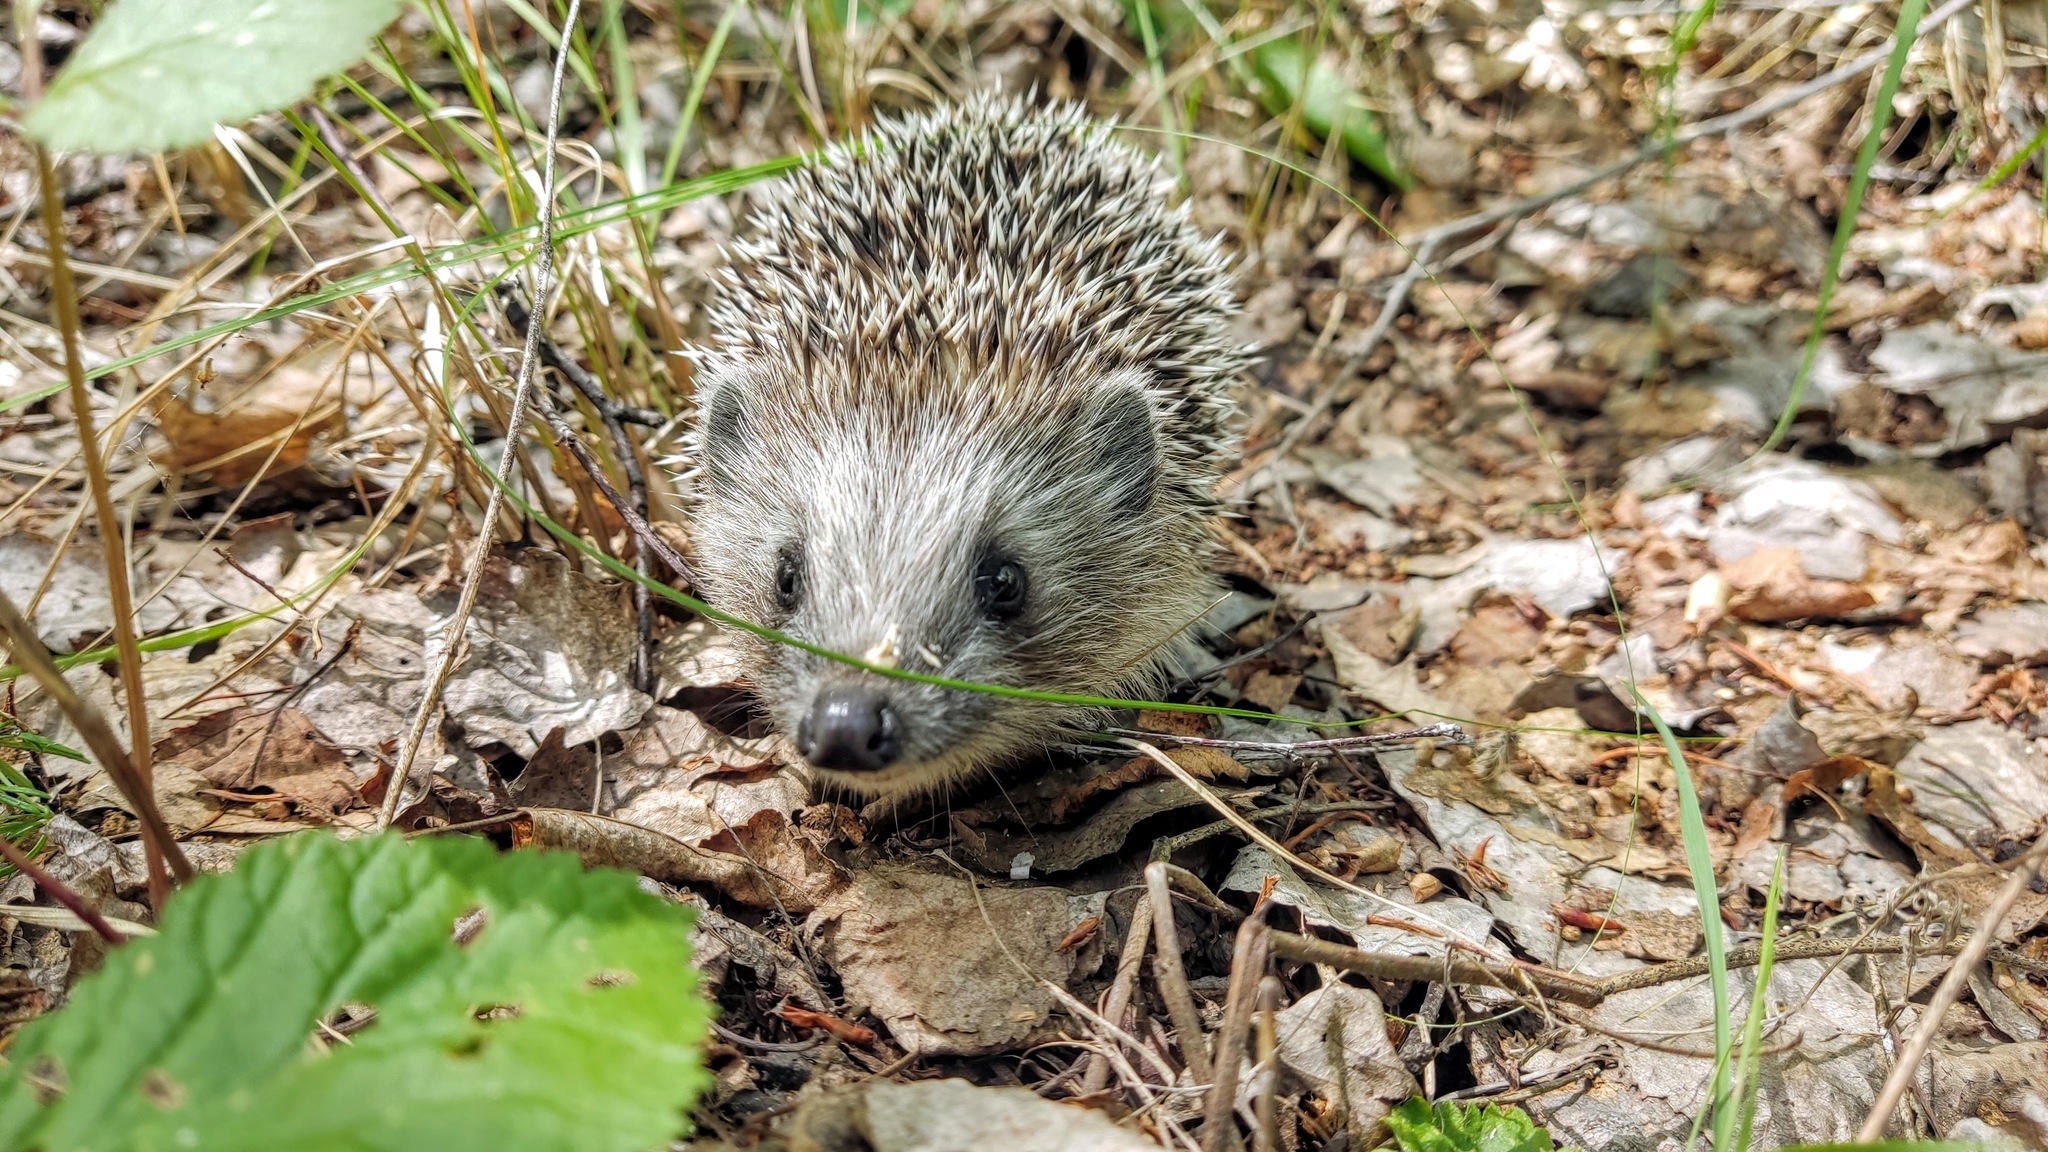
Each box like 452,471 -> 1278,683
526,380 -> 697,586
1081,891 -> 1155,1096
1267,930 -> 1605,1008
1147,860 -> 1215,1086
1266,250 -> 1436,465
31,146 -> 166,907
1253,976 -> 1282,1152
1268,928 -> 2040,1012
1046,981 -> 1186,1093
1596,932 -> 2048,998
499,292 -> 698,593
1857,827 -> 2048,1142
1405,0 -> 1976,254
380,0 -> 585,829
0,830 -> 122,945
1268,0 -> 1977,465
0,590 -> 193,884
500,291 -> 661,692
1201,911 -> 1270,1152
502,289 -> 665,428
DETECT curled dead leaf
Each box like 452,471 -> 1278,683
1782,754 -> 1875,805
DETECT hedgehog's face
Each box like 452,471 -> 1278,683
688,367 -> 1209,799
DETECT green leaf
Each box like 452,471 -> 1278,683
0,717 -> 83,762
1388,1098 -> 1567,1152
0,832 -> 711,1152
23,0 -> 409,154
1251,36 -> 1411,190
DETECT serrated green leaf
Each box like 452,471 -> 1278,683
1389,1098 -> 1565,1152
0,832 -> 710,1152
1252,36 -> 1412,191
23,0 -> 409,154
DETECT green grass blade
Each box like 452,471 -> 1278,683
1631,685 -> 1731,1145
1979,117 -> 2048,190
603,0 -> 646,194
1131,1 -> 1186,181
74,157 -> 800,386
1730,850 -> 1786,1152
1754,0 -> 1926,459
660,0 -> 741,187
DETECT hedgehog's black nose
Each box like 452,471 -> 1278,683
797,687 -> 900,772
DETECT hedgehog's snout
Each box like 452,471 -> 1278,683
795,685 -> 901,773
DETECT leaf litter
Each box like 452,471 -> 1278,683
3,1 -> 2048,1149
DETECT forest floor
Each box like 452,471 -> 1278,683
2,1 -> 2048,1150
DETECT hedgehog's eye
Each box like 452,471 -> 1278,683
974,555 -> 1028,621
773,547 -> 803,612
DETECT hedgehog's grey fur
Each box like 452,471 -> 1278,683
686,94 -> 1246,799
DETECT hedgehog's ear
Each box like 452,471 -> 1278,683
698,380 -> 749,492
1083,373 -> 1161,518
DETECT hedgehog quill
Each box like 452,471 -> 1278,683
686,96 -> 1247,799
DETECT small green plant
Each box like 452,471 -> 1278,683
1119,1 -> 1409,189
0,832 -> 711,1152
1388,1098 -> 1571,1152
0,716 -> 66,868
1249,33 -> 1409,190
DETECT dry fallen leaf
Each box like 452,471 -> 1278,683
1782,753 -> 1874,806
1723,547 -> 1877,622
152,705 -> 360,819
152,348 -> 386,486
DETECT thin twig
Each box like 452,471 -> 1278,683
1858,829 -> 2048,1141
501,290 -> 662,692
1265,248 -> 1437,465
0,831 -> 123,945
501,290 -> 665,428
1597,931 -> 2048,998
1148,861 -> 1215,1085
500,292 -> 697,595
1267,930 -> 1605,1008
1437,1054 -> 1611,1105
1201,909 -> 1268,1152
0,589 -> 193,883
1268,926 -> 2048,1018
1253,976 -> 1282,1152
524,383 -> 698,587
1403,0 -> 1975,255
1081,891 -> 1154,1096
709,1019 -> 822,1054
381,0 -> 586,828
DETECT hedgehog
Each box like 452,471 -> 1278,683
686,94 -> 1246,799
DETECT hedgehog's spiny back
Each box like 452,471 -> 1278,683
702,95 -> 1244,482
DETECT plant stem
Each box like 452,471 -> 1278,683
0,832 -> 122,945
31,144 -> 167,908
0,589 -> 193,887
